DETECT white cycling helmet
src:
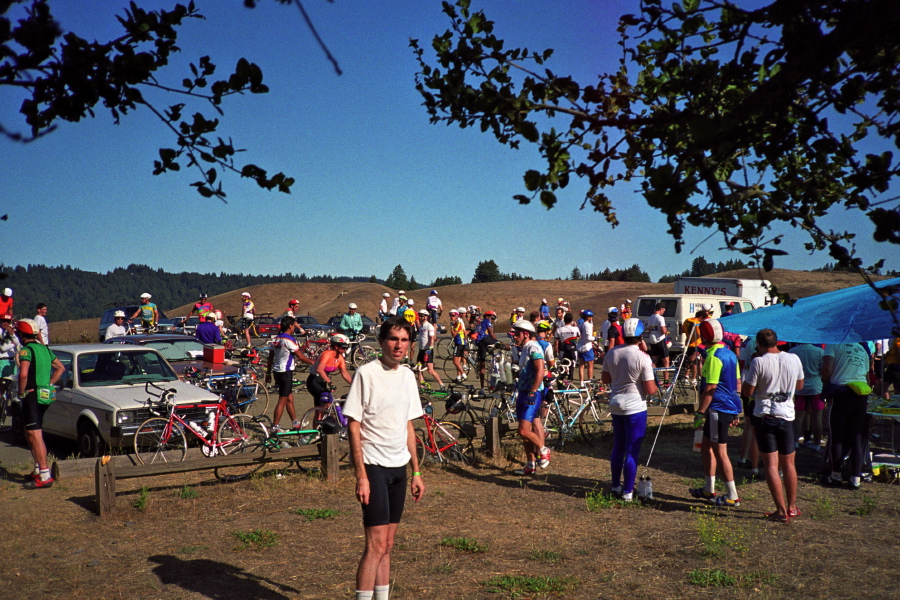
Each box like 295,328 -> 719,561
242,292 -> 251,298
515,306 -> 525,312
140,293 -> 151,299
449,309 -> 460,315
622,318 -> 644,337
512,320 -> 536,333
331,333 -> 350,348
2,288 -> 11,297
113,310 -> 126,318
408,299 -> 415,306
348,303 -> 358,310
418,309 -> 429,316
383,292 -> 390,298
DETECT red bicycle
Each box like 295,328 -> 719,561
415,401 -> 475,467
133,383 -> 269,481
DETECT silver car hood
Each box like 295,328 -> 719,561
79,381 -> 219,410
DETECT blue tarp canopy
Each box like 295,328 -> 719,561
719,277 -> 900,343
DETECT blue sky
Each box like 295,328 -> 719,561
1,0 -> 895,283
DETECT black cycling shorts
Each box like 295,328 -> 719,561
648,341 -> 669,359
22,393 -> 49,431
272,371 -> 293,397
453,343 -> 466,358
361,464 -> 407,527
416,349 -> 434,364
751,414 -> 795,455
703,409 -> 735,444
307,374 -> 331,406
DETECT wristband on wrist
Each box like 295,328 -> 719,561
412,471 -> 422,477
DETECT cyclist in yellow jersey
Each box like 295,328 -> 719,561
129,293 -> 158,332
449,309 -> 467,382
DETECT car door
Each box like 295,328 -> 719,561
42,350 -> 75,437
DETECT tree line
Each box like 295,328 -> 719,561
0,264 -> 383,321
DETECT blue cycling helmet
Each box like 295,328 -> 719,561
581,309 -> 594,317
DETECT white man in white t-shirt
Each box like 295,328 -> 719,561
343,316 -> 424,600
741,328 -> 804,523
378,293 -> 390,323
414,309 -> 443,389
425,290 -> 442,324
646,302 -> 670,380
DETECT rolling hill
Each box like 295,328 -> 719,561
50,268 -> 881,343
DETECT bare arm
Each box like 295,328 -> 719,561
17,359 -> 30,394
338,356 -> 353,385
408,421 -> 424,502
50,358 -> 65,386
641,376 -> 659,397
348,419 -> 369,505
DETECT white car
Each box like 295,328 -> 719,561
36,344 -> 220,457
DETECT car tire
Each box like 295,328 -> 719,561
77,421 -> 106,458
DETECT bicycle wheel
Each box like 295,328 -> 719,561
488,392 -> 517,428
436,337 -> 454,360
434,421 -> 475,466
133,417 -> 187,465
578,402 -> 606,446
414,428 -> 429,465
214,441 -> 266,482
441,355 -> 469,383
542,403 -> 568,450
297,406 -> 326,445
353,344 -> 379,369
218,413 -> 269,454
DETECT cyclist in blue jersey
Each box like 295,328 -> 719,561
475,310 -> 498,388
129,293 -> 158,332
510,320 -> 550,475
688,319 -> 743,507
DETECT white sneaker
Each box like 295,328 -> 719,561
291,420 -> 302,430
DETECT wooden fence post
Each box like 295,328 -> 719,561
96,457 -> 116,518
320,433 -> 340,483
485,416 -> 500,457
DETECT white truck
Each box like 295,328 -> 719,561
634,293 -> 757,353
673,277 -> 775,308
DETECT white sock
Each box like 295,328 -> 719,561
34,463 -> 40,475
355,591 -> 374,600
850,476 -> 861,487
39,468 -> 51,482
705,476 -> 716,494
725,480 -> 738,500
622,492 -> 633,500
374,585 -> 390,600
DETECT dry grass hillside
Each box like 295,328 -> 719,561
50,269 -> 889,342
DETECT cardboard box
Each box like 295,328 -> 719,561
203,344 -> 225,364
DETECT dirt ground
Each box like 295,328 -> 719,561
2,413 -> 898,600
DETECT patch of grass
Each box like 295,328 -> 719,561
132,486 -> 149,511
291,507 -> 341,521
811,496 -> 835,520
689,568 -> 736,587
434,563 -> 455,574
689,568 -> 778,588
433,490 -> 445,497
693,508 -> 747,557
440,536 -> 487,553
232,529 -> 278,551
683,477 -> 726,492
484,575 -> 577,596
851,495 -> 877,516
177,545 -> 207,555
528,549 -> 562,563
177,484 -> 198,500
585,490 -> 644,511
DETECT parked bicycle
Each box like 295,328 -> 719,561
542,379 -> 605,449
416,400 -> 475,467
346,333 -> 379,369
133,382 -> 269,481
183,366 -> 270,417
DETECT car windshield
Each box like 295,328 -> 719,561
77,350 -> 177,386
144,338 -> 205,361
297,316 -> 316,325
